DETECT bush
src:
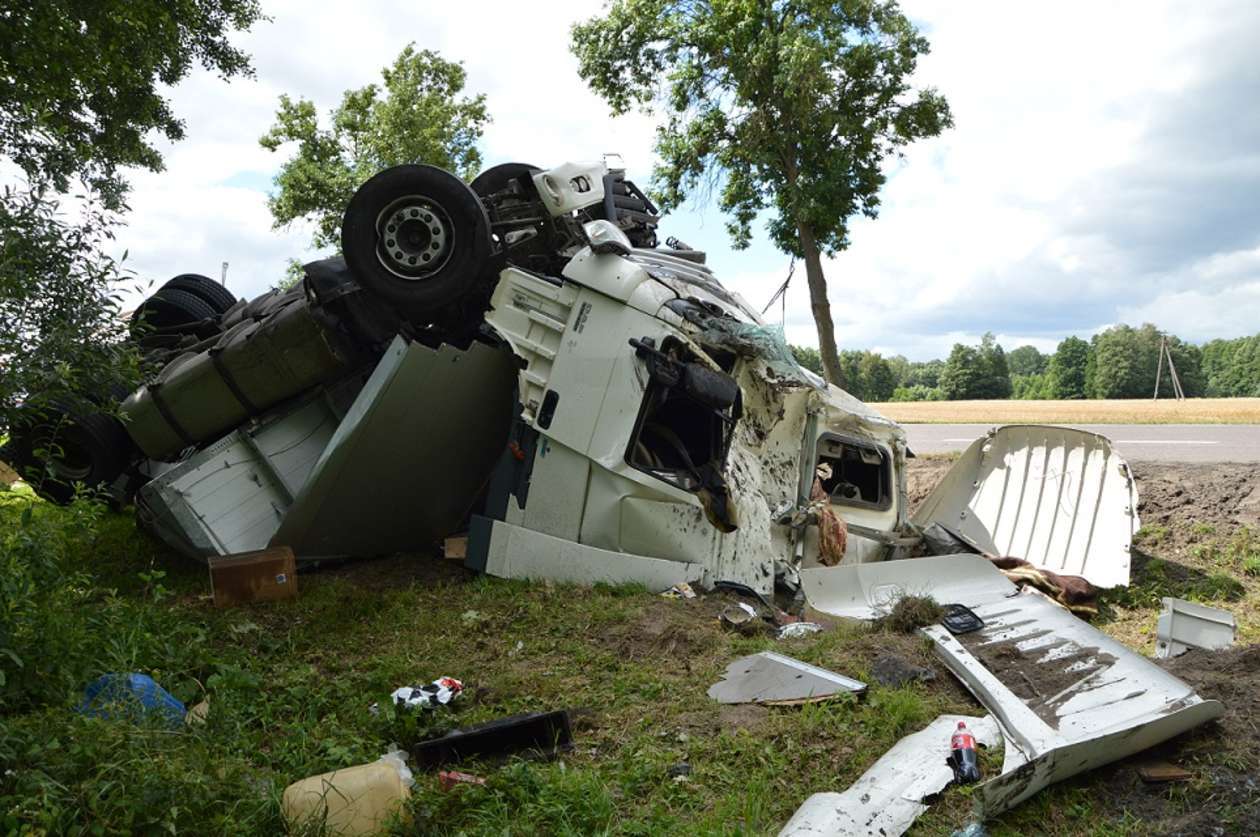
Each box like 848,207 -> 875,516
891,385 -> 943,402
0,488 -> 214,711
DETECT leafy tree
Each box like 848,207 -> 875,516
886,354 -> 911,388
0,0 -> 264,208
1,188 -> 138,423
1008,345 -> 1046,377
790,344 -> 823,376
859,352 -> 897,401
1202,335 -> 1260,397
838,350 -> 866,399
1,1 -> 263,436
1012,373 -> 1051,400
974,332 -> 1012,398
891,384 -> 942,402
1091,324 -> 1144,398
906,359 -> 944,389
572,0 -> 951,387
1133,324 -> 1203,398
1048,336 -> 1090,399
260,45 -> 489,251
940,344 -> 981,400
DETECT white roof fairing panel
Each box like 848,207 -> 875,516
913,425 -> 1139,588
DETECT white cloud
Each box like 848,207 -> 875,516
105,0 -> 1260,359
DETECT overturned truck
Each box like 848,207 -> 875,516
7,160 -> 1222,822
16,158 -> 920,592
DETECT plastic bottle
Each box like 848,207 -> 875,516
950,721 -> 982,784
282,748 -> 414,835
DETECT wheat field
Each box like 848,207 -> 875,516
867,397 -> 1260,424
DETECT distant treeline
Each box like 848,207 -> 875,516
790,323 -> 1260,401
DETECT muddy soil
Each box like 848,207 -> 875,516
1132,461 -> 1260,549
905,456 -> 955,511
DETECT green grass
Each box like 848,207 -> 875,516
2,480 -> 1256,835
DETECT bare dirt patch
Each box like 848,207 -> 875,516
1160,644 -> 1260,773
605,595 -> 729,668
906,456 -> 954,509
305,549 -> 469,591
675,703 -> 770,736
1133,462 -> 1260,544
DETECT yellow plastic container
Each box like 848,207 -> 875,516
281,750 -> 412,835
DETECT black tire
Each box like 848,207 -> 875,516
163,273 -> 237,314
6,408 -> 134,504
470,162 -> 541,198
341,164 -> 492,315
131,287 -> 219,334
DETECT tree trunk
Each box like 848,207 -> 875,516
797,221 -> 844,387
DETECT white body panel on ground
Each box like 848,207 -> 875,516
780,714 -> 1001,837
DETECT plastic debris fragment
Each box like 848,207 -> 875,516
384,677 -> 463,711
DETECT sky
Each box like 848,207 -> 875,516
115,0 -> 1260,362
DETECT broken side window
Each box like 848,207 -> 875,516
815,434 -> 892,511
624,337 -> 741,531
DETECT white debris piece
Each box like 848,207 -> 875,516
776,622 -> 824,640
708,651 -> 865,705
1155,596 -> 1236,658
390,677 -> 463,710
780,714 -> 1001,837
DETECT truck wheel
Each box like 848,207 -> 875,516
163,273 -> 237,315
5,409 -> 134,504
131,287 -> 219,334
341,164 -> 492,315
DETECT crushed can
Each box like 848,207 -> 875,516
950,720 -> 982,784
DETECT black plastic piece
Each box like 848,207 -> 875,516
537,390 -> 559,429
413,710 -> 573,769
464,514 -> 494,573
941,603 -> 985,635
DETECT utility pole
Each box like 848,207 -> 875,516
1153,335 -> 1185,401
220,261 -> 229,288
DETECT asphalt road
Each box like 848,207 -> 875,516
903,423 -> 1260,463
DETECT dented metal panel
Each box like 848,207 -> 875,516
271,336 -> 517,558
138,395 -> 340,559
913,425 -> 1140,588
780,714 -> 1001,837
